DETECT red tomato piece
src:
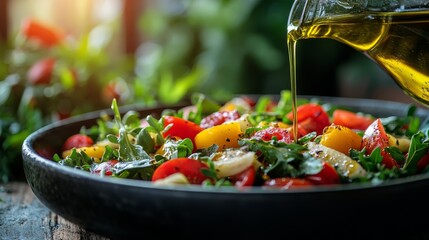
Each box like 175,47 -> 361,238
287,103 -> 330,135
361,119 -> 399,169
305,162 -> 340,185
293,126 -> 309,139
251,127 -> 294,143
333,109 -> 374,130
240,96 -> 257,107
200,110 -> 240,129
27,58 -> 56,85
263,177 -> 314,189
62,134 -> 94,152
35,145 -> 56,159
151,158 -> 209,184
163,116 -> 204,148
229,166 -> 255,187
91,160 -> 119,176
21,18 -> 64,47
417,153 -> 429,173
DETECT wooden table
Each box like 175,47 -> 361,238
0,181 -> 109,240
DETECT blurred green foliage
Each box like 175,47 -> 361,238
0,19 -> 135,182
0,1 -> 298,183
133,0 -> 295,104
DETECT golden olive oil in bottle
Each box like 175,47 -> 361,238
288,11 -> 429,140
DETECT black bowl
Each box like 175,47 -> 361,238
22,96 -> 429,240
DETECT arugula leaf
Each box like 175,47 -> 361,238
122,110 -> 142,130
189,144 -> 219,160
297,132 -> 317,145
381,105 -> 420,137
200,158 -> 218,179
274,90 -> 310,117
147,115 -> 166,145
111,99 -> 151,162
350,148 -> 383,172
402,132 -> 429,175
53,149 -> 93,171
112,159 -> 158,180
274,90 -> 292,115
101,145 -> 119,162
135,127 -> 155,154
255,96 -> 272,113
133,114 -> 167,154
188,93 -> 221,124
157,138 -> 193,159
418,117 -> 429,138
242,126 -> 263,138
349,147 -> 405,182
185,146 -> 234,187
385,146 -> 406,164
239,138 -> 310,178
247,112 -> 283,126
200,157 -> 234,187
187,96 -> 203,124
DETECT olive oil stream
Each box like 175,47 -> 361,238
287,11 -> 429,141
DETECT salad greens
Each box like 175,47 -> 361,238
52,91 -> 429,189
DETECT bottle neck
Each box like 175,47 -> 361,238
302,0 -> 367,22
288,0 -> 314,31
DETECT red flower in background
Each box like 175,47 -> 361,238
27,58 -> 56,85
21,18 -> 65,48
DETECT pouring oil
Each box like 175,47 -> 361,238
287,11 -> 429,141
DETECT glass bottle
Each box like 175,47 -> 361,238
287,0 -> 429,105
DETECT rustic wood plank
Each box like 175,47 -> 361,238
0,182 -> 109,240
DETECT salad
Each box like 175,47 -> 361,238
49,91 -> 429,189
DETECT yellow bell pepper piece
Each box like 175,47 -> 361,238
62,145 -> 106,162
219,97 -> 251,112
257,121 -> 290,129
219,102 -> 237,112
194,122 -> 242,151
387,133 -> 410,153
319,125 -> 362,155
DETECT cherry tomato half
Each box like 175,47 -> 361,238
417,153 -> 429,173
263,177 -> 314,190
287,103 -> 330,135
35,145 -> 55,159
333,109 -> 374,130
305,161 -> 340,185
251,127 -> 294,143
163,116 -> 204,149
151,158 -> 210,184
361,119 -> 399,169
62,134 -> 94,152
200,110 -> 240,129
229,165 -> 255,187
